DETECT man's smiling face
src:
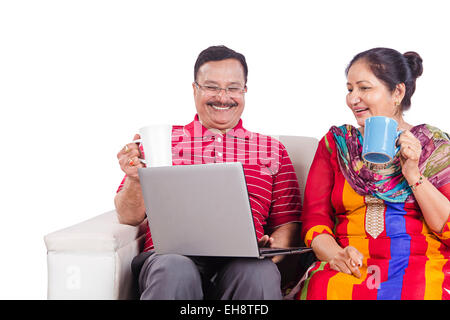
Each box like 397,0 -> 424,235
193,58 -> 247,133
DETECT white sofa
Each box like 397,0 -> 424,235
44,135 -> 319,299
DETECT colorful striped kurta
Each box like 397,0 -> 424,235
296,126 -> 450,300
117,115 -> 302,252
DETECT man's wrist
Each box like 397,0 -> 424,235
118,176 -> 144,208
123,175 -> 141,190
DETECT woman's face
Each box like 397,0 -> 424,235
346,60 -> 404,127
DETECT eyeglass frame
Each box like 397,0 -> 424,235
194,81 -> 247,96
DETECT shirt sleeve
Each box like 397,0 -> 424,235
266,143 -> 302,230
116,175 -> 126,193
301,134 -> 336,247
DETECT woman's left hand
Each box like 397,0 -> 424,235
397,130 -> 422,181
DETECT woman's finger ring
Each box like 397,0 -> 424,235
123,145 -> 129,153
128,158 -> 135,166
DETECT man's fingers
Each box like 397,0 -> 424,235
118,134 -> 142,158
258,235 -> 270,247
117,139 -> 142,173
118,153 -> 139,168
119,143 -> 141,157
118,154 -> 144,178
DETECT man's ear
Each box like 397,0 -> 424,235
192,82 -> 198,96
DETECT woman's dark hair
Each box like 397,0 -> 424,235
194,45 -> 248,84
345,47 -> 423,111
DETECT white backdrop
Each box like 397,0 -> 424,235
0,0 -> 449,299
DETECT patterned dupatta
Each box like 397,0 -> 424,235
329,124 -> 450,203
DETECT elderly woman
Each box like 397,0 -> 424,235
291,48 -> 450,300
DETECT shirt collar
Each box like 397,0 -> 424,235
183,114 -> 252,140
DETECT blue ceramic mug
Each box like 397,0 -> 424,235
362,116 -> 402,164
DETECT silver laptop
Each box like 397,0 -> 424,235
138,162 -> 312,259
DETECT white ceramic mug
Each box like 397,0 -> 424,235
134,124 -> 173,167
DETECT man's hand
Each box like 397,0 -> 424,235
115,133 -> 147,226
258,235 -> 275,248
258,234 -> 282,263
258,223 -> 301,263
117,133 -> 145,181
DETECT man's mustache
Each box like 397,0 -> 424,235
206,101 -> 238,108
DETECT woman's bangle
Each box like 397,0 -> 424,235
409,174 -> 424,191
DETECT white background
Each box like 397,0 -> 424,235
0,0 -> 449,299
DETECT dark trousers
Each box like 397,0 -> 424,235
131,251 -> 282,300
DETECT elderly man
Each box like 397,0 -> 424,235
115,45 -> 301,300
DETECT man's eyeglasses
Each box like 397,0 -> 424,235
194,82 -> 246,97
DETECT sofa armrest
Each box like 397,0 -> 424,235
44,210 -> 147,299
44,210 -> 147,252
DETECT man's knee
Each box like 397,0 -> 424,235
227,258 -> 280,284
216,258 -> 282,299
139,254 -> 203,299
150,254 -> 200,279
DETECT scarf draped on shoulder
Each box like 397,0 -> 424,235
328,124 -> 450,203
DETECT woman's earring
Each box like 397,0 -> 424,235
393,101 -> 401,115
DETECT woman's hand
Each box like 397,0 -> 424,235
397,130 -> 422,182
329,246 -> 364,278
396,129 -> 450,234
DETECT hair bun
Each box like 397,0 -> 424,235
404,51 -> 423,79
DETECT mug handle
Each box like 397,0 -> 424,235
132,138 -> 147,165
395,130 -> 403,154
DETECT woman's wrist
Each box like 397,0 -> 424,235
403,168 -> 421,185
311,233 -> 344,262
409,174 -> 425,191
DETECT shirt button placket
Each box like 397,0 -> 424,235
215,135 -> 224,163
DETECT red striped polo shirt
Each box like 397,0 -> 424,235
117,115 -> 302,252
